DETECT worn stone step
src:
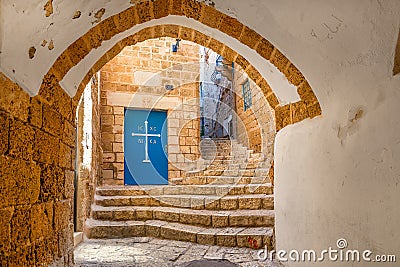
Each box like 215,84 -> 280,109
92,206 -> 275,227
180,176 -> 270,185
186,168 -> 262,177
86,219 -> 273,249
95,194 -> 274,210
96,184 -> 273,197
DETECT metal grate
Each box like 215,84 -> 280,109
242,79 -> 252,111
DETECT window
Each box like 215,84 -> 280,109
242,79 -> 252,111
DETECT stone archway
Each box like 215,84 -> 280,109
39,0 -> 321,133
0,1 -> 323,265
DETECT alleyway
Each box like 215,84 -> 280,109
74,237 -> 282,267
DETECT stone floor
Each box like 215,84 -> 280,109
74,237 -> 282,267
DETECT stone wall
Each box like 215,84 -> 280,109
99,37 -> 201,185
75,77 -> 102,233
0,72 -> 74,266
234,65 -> 275,157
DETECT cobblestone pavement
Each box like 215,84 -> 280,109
74,237 -> 283,267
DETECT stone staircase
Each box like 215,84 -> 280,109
86,138 -> 274,250
175,138 -> 271,185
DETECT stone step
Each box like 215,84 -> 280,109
95,194 -> 274,210
186,169 -> 261,177
179,176 -> 270,185
86,219 -> 273,249
92,206 -> 275,227
96,184 -> 273,197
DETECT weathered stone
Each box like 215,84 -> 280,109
179,210 -> 212,226
145,220 -> 167,237
240,26 -> 262,49
196,229 -> 219,245
0,73 -> 30,122
160,223 -> 200,242
220,196 -> 238,210
219,15 -> 243,40
39,163 -> 63,201
153,0 -> 169,19
136,1 -> 154,24
200,5 -> 221,29
9,118 -> 35,161
212,212 -> 229,227
0,207 -> 14,255
113,209 -> 136,221
30,202 -> 54,242
216,228 -> 244,247
285,63 -> 305,86
238,196 -> 262,210
256,39 -> 274,61
270,49 -> 290,73
0,156 -> 40,208
28,97 -> 43,128
154,208 -> 180,222
182,0 -> 202,20
43,104 -> 62,137
10,206 -> 31,250
54,200 -> 72,231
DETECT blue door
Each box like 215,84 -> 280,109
124,109 -> 168,185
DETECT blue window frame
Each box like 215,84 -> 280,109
242,79 -> 252,111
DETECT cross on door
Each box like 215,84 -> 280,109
131,121 -> 161,163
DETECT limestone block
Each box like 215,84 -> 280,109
59,142 -> 72,169
216,228 -> 244,247
0,156 -> 40,208
113,209 -> 136,221
43,105 -> 62,137
179,210 -> 211,226
54,200 -> 71,231
238,196 -> 262,210
136,1 -> 154,24
102,169 -> 114,179
154,208 -> 180,222
200,5 -> 221,29
236,228 -> 270,249
10,207 -> 34,256
153,0 -> 169,19
112,142 -> 123,153
131,196 -> 151,206
93,209 -> 113,220
197,228 -> 220,246
113,106 -> 125,115
190,196 -> 205,209
220,196 -> 238,210
0,73 -> 30,122
30,202 -> 54,242
29,97 -> 43,128
285,64 -> 305,86
103,153 -> 115,162
240,26 -> 262,49
182,0 -> 202,20
211,212 -> 229,227
9,119 -> 35,161
136,207 -> 154,220
0,207 -> 14,255
145,220 -> 167,237
256,39 -> 274,61
102,115 -> 114,125
160,223 -> 200,242
270,49 -> 290,73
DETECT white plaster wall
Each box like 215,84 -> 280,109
236,0 -> 400,266
0,0 -> 130,95
0,1 -> 298,103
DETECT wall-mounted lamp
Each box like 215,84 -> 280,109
172,38 -> 181,52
